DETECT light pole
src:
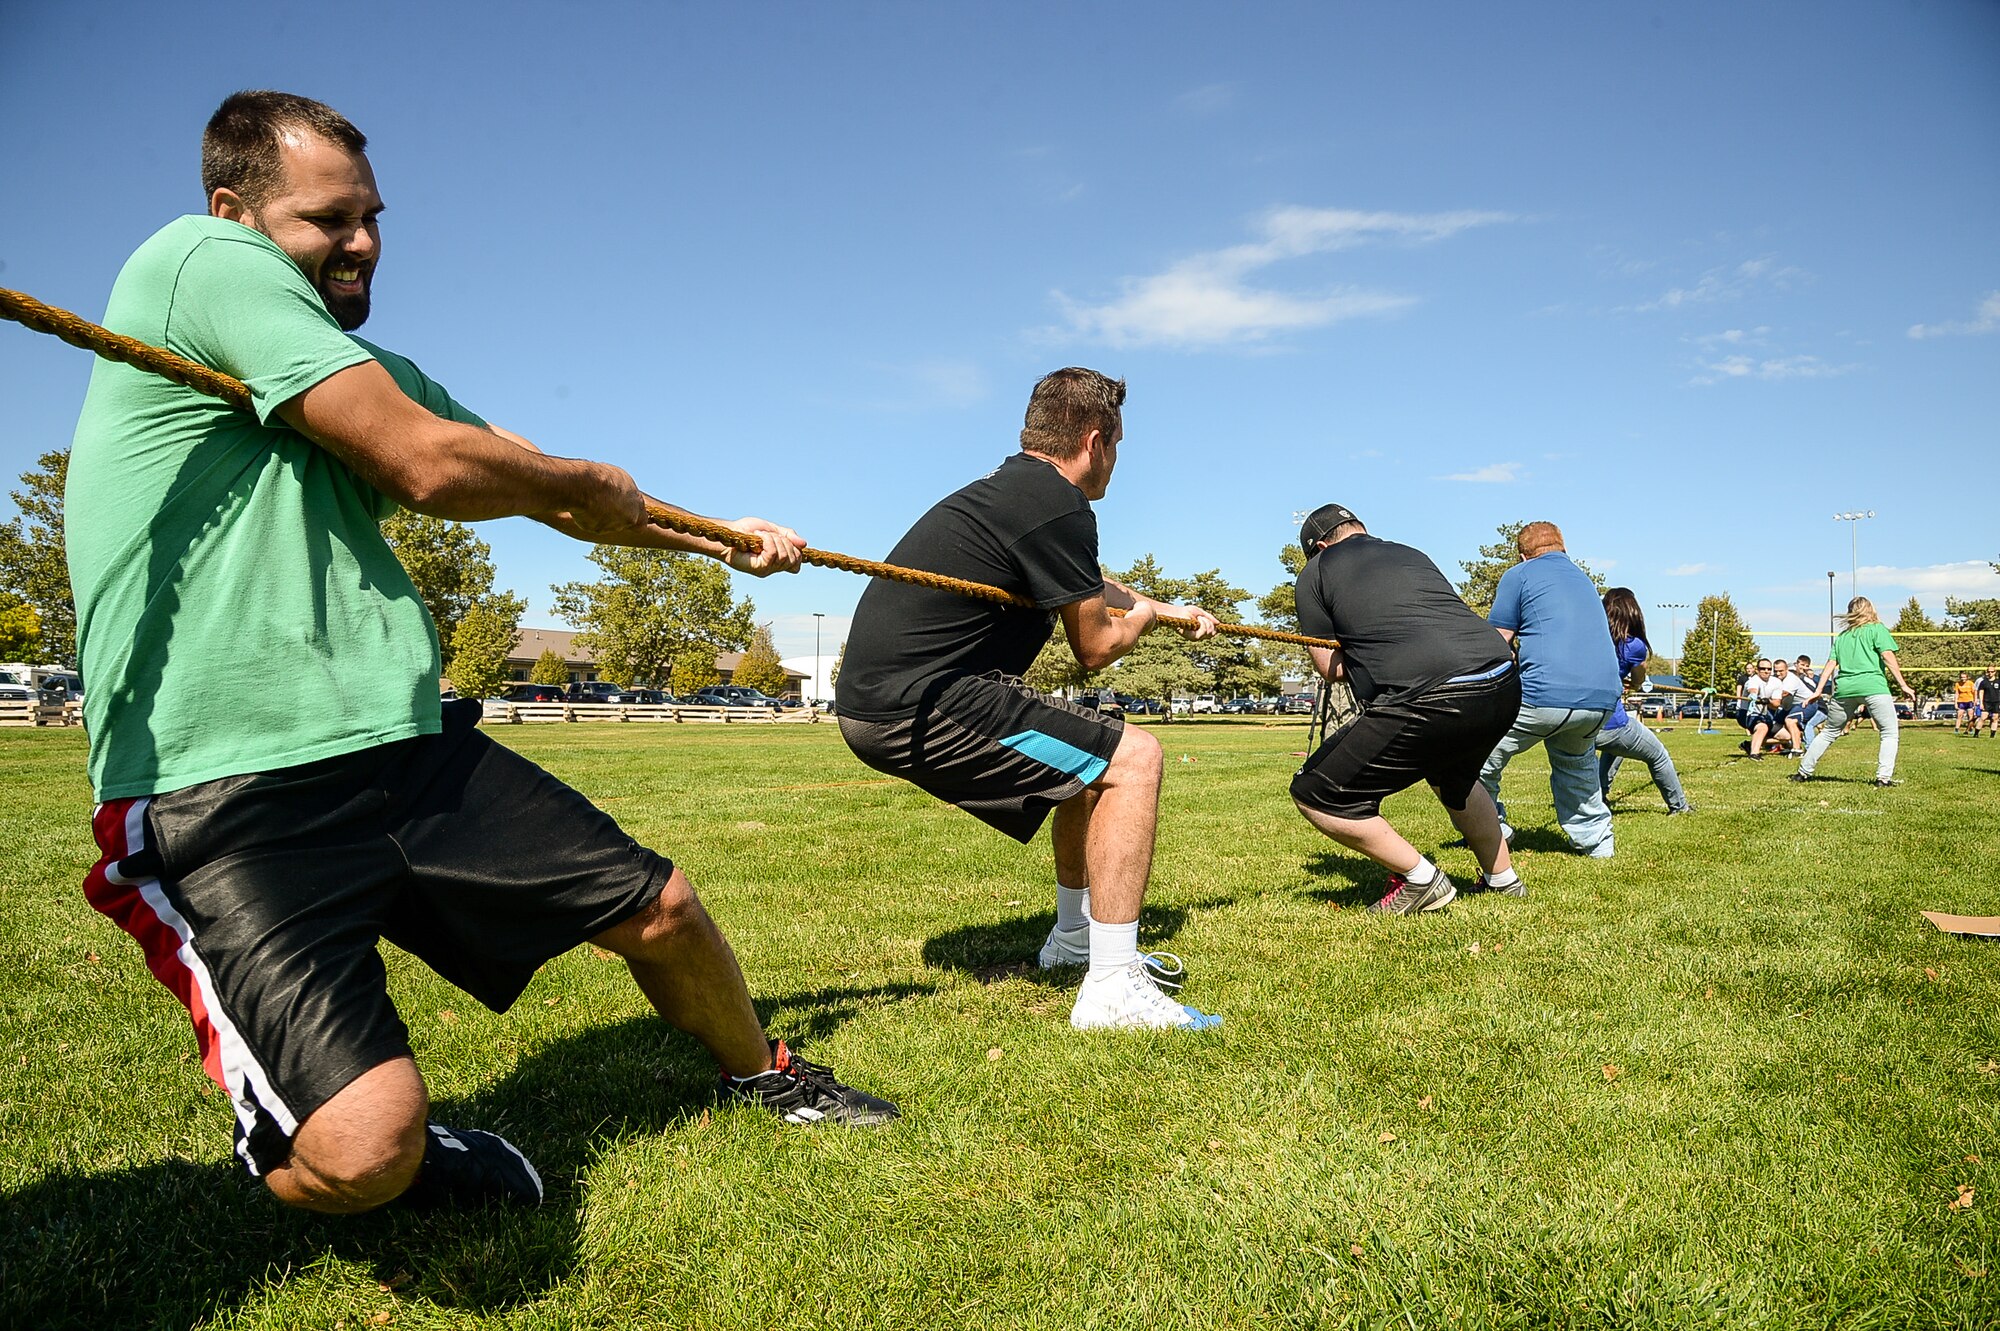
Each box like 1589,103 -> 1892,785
1833,511 -> 1874,599
812,612 -> 825,705
1826,572 -> 1837,654
1657,603 -> 1689,669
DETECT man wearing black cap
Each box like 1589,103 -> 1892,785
1290,505 -> 1526,913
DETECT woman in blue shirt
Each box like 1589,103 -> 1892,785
1593,588 -> 1693,815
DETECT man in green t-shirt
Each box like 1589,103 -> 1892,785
68,91 -> 896,1215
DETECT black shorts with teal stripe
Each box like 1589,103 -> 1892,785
838,672 -> 1123,842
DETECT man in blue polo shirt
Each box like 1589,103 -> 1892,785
1477,522 -> 1621,857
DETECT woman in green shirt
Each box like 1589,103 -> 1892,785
1792,597 -> 1917,786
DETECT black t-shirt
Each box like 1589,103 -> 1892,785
1293,534 -> 1511,704
837,453 -> 1104,719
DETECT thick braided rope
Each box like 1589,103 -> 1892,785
2,285 -> 1336,649
1,286 -> 253,411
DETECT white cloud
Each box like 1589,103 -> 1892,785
1690,353 -> 1855,386
1042,206 -> 1513,349
1858,561 -> 2000,598
1629,258 -> 1807,314
1908,291 -> 2000,339
1664,563 -> 1716,576
1176,82 -> 1237,115
1439,461 -> 1523,483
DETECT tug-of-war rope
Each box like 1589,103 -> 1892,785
0,285 -> 1335,651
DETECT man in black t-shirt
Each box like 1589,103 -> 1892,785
839,368 -> 1222,1032
1290,505 -> 1524,915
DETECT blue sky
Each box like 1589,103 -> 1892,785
3,1 -> 1996,664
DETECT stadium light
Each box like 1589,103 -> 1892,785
1832,511 -> 1875,599
813,612 -> 825,705
1657,602 -> 1689,660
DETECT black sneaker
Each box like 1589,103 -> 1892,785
1367,870 -> 1456,916
1464,871 -> 1527,898
399,1123 -> 544,1208
722,1040 -> 899,1127
1872,777 -> 1901,787
1787,772 -> 1812,784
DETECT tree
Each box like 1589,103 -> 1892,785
1256,540 -> 1314,688
0,448 -> 74,665
1106,556 -> 1264,705
1024,633 -> 1093,696
828,641 -> 845,688
0,591 -> 40,661
1676,594 -> 1759,695
552,547 -> 754,689
734,623 -> 792,696
671,653 -> 721,695
381,510 -> 515,673
529,649 -> 569,686
449,598 -> 524,698
1889,598 -> 1950,698
1455,520 -> 1606,618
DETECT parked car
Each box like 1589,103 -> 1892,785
1894,702 -> 1915,720
565,681 -> 625,705
1114,694 -> 1165,715
498,683 -> 567,703
690,685 -> 787,708
1282,694 -> 1316,715
1220,697 -> 1258,714
0,684 -> 33,704
1187,695 -> 1220,714
1678,701 -> 1706,719
1637,696 -> 1672,719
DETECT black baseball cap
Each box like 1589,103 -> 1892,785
1299,503 -> 1362,548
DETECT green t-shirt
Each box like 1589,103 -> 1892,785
67,215 -> 487,800
1828,621 -> 1898,698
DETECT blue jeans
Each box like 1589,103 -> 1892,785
1799,694 -> 1900,780
1799,700 -> 1827,749
1480,705 -> 1614,852
1596,719 -> 1690,813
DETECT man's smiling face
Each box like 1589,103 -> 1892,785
216,130 -> 384,330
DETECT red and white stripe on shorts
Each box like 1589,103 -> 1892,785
82,797 -> 299,1174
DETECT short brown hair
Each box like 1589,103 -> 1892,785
202,90 -> 367,208
1516,521 -> 1565,559
1020,367 -> 1125,460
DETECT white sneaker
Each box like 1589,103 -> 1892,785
1037,927 -> 1187,989
1069,960 -> 1222,1031
1037,923 -> 1090,968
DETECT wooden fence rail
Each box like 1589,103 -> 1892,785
479,701 -> 824,726
0,701 -> 83,728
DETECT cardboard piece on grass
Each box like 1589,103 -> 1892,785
1920,911 -> 2000,941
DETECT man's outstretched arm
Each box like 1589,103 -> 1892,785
277,361 -> 801,574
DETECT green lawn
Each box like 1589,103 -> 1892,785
2,717 -> 1996,1329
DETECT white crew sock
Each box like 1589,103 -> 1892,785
1484,866 -> 1520,887
1087,919 -> 1139,975
1055,885 -> 1091,932
1403,855 -> 1438,885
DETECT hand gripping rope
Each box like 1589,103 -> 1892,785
0,285 -> 1336,650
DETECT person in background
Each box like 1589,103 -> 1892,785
1476,522 -> 1621,857
1792,597 -> 1917,786
1593,589 -> 1692,815
1736,660 -> 1768,739
1795,655 -> 1828,749
1979,666 -> 2000,739
1952,672 -> 1977,734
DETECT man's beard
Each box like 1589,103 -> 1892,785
319,277 -> 371,332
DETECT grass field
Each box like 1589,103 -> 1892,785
2,716 -> 1996,1329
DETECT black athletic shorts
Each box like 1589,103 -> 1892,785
838,671 -> 1124,843
81,699 -> 668,1177
1291,666 -> 1522,819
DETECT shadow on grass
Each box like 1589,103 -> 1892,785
922,906 -> 1192,983
0,980 -> 929,1329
